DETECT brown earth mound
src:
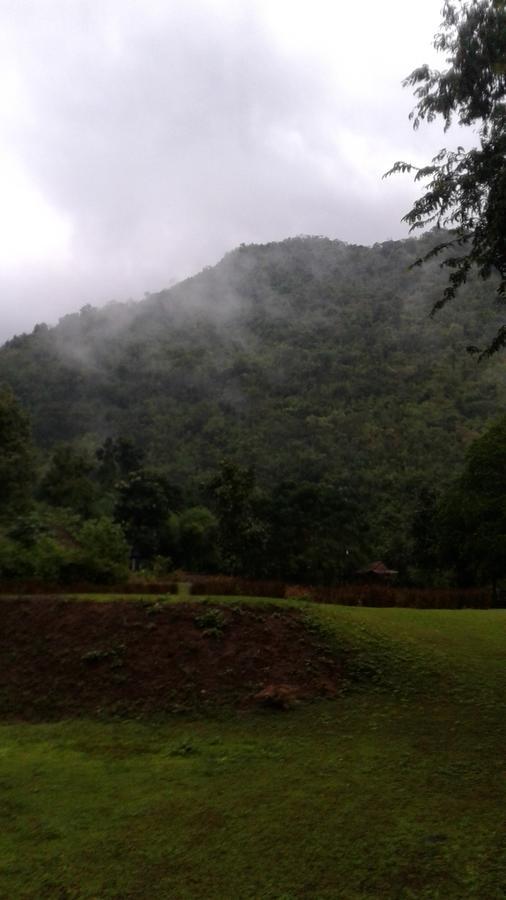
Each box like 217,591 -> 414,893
0,598 -> 344,719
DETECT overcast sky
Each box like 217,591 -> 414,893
0,0 -> 463,341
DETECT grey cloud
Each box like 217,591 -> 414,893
0,0 -> 447,341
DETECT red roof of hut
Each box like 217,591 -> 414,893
357,561 -> 398,576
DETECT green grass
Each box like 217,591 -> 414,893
0,592 -> 290,604
1,602 -> 506,899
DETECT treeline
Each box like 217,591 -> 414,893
1,385 -> 506,591
0,394 -> 367,583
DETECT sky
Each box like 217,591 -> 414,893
0,0 -> 461,341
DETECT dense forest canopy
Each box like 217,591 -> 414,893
1,233 -> 506,580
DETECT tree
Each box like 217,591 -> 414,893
438,416 -> 506,596
38,444 -> 98,518
0,387 -> 35,517
96,436 -> 144,490
114,469 -> 182,559
386,0 -> 506,354
206,461 -> 267,575
409,485 -> 442,580
76,517 -> 129,583
169,506 -> 219,572
262,480 -> 366,584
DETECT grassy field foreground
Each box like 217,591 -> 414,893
1,601 -> 506,899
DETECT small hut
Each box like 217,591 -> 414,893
356,561 -> 398,581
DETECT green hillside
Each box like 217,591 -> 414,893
1,233 -> 505,561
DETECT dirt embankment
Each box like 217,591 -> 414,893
0,598 -> 344,719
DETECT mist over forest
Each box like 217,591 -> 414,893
1,231 -> 505,585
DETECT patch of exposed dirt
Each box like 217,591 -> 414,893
0,598 -> 344,719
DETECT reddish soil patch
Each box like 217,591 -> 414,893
0,598 -> 344,719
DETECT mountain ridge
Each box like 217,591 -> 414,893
1,232 -> 505,554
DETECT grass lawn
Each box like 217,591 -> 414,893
1,602 -> 506,899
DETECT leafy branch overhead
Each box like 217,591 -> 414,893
385,0 -> 506,354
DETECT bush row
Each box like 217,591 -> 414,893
0,574 -> 495,608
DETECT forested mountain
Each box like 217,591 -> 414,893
1,233 -> 506,563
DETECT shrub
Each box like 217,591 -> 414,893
75,517 -> 129,583
194,608 -> 226,637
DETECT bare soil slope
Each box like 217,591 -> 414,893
0,598 -> 343,719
